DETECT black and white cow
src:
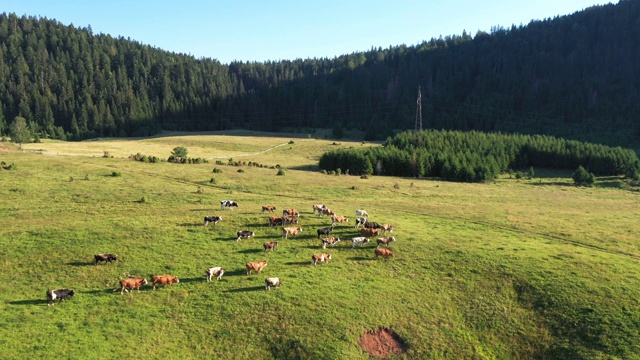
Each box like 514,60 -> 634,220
236,230 -> 255,241
354,217 -> 367,228
317,227 -> 334,239
265,277 -> 282,290
355,209 -> 369,218
47,289 -> 75,306
220,200 -> 239,210
204,216 -> 222,226
351,237 -> 371,248
93,253 -> 117,266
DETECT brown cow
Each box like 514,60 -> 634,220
282,226 -> 303,239
360,228 -> 379,237
375,248 -> 394,259
283,209 -> 300,217
246,260 -> 268,275
262,205 -> 276,213
269,216 -> 284,227
151,275 -> 180,290
331,215 -> 349,226
318,208 -> 335,217
283,215 -> 299,225
264,241 -> 279,253
376,237 -> 396,248
311,253 -> 332,265
115,277 -> 148,294
312,204 -> 327,215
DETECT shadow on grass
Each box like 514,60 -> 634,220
285,261 -> 312,266
8,299 -> 49,306
348,256 -> 373,261
66,261 -> 92,267
178,223 -> 205,227
237,248 -> 263,254
84,288 -> 125,295
178,277 -> 206,284
224,286 -> 264,293
224,269 -> 249,277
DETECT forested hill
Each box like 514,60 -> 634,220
0,1 -> 638,147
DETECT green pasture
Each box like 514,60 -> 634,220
1,134 -> 639,359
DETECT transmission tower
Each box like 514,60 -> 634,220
415,86 -> 422,132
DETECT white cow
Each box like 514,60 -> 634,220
351,237 -> 371,248
355,209 -> 369,218
265,277 -> 282,290
206,267 -> 225,281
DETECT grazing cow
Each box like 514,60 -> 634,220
321,237 -> 341,249
220,200 -> 239,210
269,216 -> 284,227
312,204 -> 327,215
317,226 -> 334,239
47,289 -> 75,306
283,215 -> 299,225
246,260 -> 268,275
355,209 -> 369,218
360,228 -> 380,237
364,221 -> 381,229
237,230 -> 256,241
311,253 -> 332,265
151,275 -> 180,290
262,205 -> 277,213
331,215 -> 349,226
352,237 -> 371,248
265,277 -> 282,290
115,277 -> 148,294
282,226 -> 303,239
282,209 -> 300,217
375,248 -> 395,259
318,208 -> 335,217
204,216 -> 222,226
376,237 -> 397,248
93,253 -> 118,266
205,267 -> 225,281
381,224 -> 395,234
354,217 -> 367,228
264,241 -> 279,253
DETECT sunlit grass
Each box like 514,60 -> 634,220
1,134 -> 639,359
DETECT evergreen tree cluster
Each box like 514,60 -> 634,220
318,130 -> 640,182
0,1 -> 639,147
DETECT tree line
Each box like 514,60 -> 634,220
0,0 -> 639,148
318,130 -> 640,182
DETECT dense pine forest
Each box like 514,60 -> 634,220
0,1 -> 638,148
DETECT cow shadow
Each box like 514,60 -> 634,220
237,249 -> 263,254
84,288 -> 123,295
8,299 -> 48,306
224,286 -> 264,293
348,256 -> 373,261
66,261 -> 92,267
177,277 -> 205,284
178,223 -> 205,227
285,261 -> 312,266
224,269 -> 248,277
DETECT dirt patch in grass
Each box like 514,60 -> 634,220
359,327 -> 408,358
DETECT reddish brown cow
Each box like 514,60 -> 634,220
321,237 -> 341,249
269,216 -> 284,227
246,260 -> 268,275
264,241 -> 279,253
283,215 -> 299,225
381,224 -> 395,234
151,275 -> 180,290
282,226 -> 303,239
360,228 -> 380,237
375,248 -> 394,259
331,215 -> 349,226
311,253 -> 332,265
115,277 -> 148,294
262,205 -> 277,213
283,209 -> 300,217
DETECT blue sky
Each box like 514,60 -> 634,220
3,0 -> 617,64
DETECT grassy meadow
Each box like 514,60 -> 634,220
1,132 -> 639,359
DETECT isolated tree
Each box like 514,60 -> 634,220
168,146 -> 189,163
528,166 -> 535,179
9,116 -> 31,148
572,166 -> 595,186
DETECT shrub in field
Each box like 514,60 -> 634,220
111,171 -> 121,177
215,160 -> 224,165
212,168 -> 223,173
277,169 -> 285,176
573,166 -> 596,187
209,178 -> 216,184
237,169 -> 245,173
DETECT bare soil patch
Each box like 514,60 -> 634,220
359,327 -> 408,358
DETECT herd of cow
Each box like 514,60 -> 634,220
46,200 -> 397,306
